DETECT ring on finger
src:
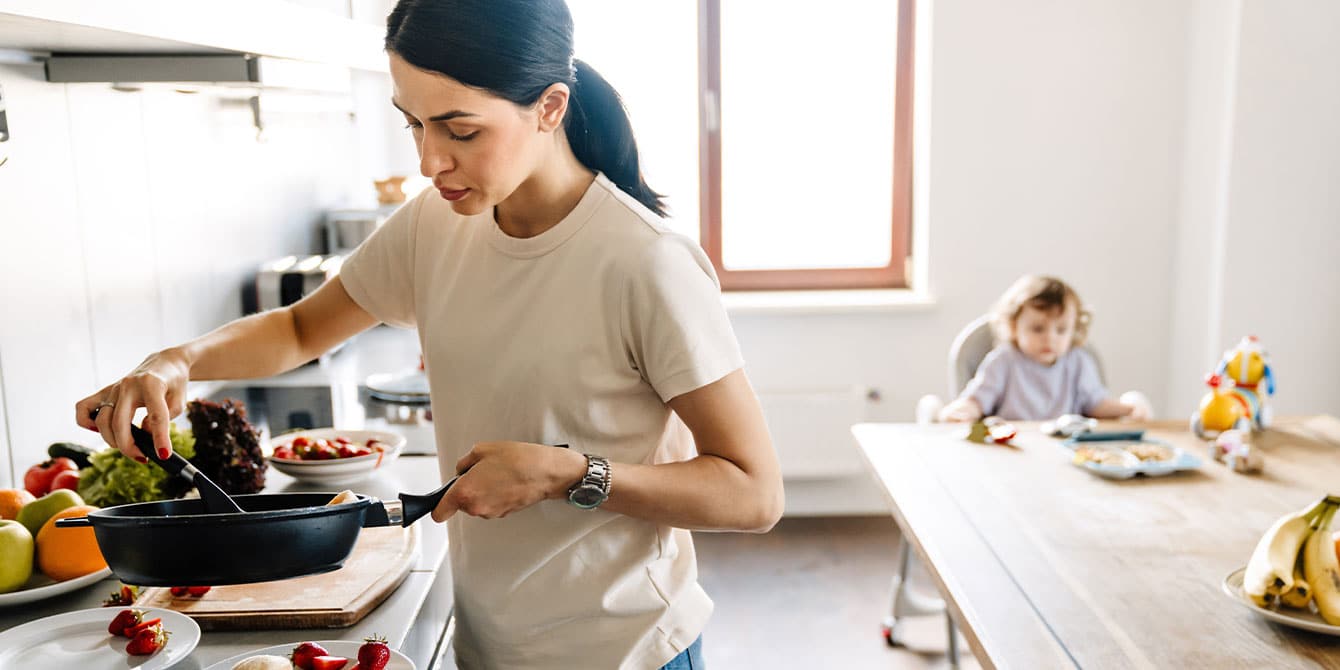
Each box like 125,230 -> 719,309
92,399 -> 116,418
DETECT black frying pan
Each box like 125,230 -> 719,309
56,424 -> 454,586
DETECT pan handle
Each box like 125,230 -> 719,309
55,517 -> 92,528
397,473 -> 463,527
376,445 -> 565,527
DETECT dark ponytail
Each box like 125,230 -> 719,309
385,0 -> 666,216
565,60 -> 666,216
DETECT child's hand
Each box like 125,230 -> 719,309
1118,391 -> 1153,421
938,398 -> 983,423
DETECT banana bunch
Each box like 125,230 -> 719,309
1243,494 -> 1340,623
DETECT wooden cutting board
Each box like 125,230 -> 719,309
133,524 -> 419,631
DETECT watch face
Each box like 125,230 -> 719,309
570,484 -> 605,509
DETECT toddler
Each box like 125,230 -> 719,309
939,275 -> 1150,422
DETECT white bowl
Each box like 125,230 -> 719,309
266,428 -> 405,486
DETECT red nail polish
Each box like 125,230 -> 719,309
157,448 -> 170,460
136,456 -> 149,464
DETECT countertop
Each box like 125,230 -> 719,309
0,452 -> 454,670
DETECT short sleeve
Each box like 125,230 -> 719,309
621,234 -> 745,402
1074,348 -> 1110,414
337,190 -> 426,329
960,346 -> 1010,416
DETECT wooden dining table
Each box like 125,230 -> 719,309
852,415 -> 1340,670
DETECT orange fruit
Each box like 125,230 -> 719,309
0,489 -> 35,520
35,505 -> 106,581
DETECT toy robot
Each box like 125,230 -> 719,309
1190,336 -> 1274,439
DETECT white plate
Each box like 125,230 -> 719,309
0,567 -> 112,608
0,606 -> 200,670
267,428 -> 406,486
205,639 -> 416,670
1222,567 -> 1340,636
365,369 -> 430,403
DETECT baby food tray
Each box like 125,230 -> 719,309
1062,436 -> 1201,480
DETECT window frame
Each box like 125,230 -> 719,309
697,0 -> 916,291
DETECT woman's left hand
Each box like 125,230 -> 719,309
432,441 -> 586,522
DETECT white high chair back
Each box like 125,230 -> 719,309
947,315 -> 1106,396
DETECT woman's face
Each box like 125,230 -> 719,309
389,53 -> 546,216
1012,303 -> 1077,366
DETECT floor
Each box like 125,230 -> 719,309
694,516 -> 981,669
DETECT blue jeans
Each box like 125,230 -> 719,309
658,636 -> 704,670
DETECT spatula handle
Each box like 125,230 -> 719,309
131,424 -> 191,477
131,424 -> 244,514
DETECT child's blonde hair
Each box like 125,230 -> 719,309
989,275 -> 1091,347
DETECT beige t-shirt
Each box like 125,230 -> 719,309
340,173 -> 744,669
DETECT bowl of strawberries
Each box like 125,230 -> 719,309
266,429 -> 407,486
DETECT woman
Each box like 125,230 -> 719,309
75,1 -> 782,668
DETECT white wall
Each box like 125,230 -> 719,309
1214,0 -> 1340,416
1164,0 -> 1242,423
0,61 -> 362,486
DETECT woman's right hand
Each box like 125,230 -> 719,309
74,347 -> 192,463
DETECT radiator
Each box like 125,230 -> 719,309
756,386 -> 873,480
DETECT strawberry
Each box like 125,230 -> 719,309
291,641 -> 331,670
187,585 -> 212,596
169,586 -> 189,597
125,624 -> 168,656
125,617 -> 162,638
357,635 -> 391,670
107,609 -> 142,637
310,656 -> 350,670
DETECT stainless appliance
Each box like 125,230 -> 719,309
253,254 -> 343,313
324,206 -> 397,254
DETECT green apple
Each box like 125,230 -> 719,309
0,519 -> 34,593
16,489 -> 84,538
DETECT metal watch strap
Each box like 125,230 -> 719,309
568,454 -> 610,509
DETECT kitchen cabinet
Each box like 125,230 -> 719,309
0,0 -> 386,72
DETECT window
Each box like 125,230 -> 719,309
567,1 -> 701,239
571,0 -> 915,291
702,0 -> 915,290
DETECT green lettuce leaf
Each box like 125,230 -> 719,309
77,423 -> 196,507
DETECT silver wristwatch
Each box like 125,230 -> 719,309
567,454 -> 611,510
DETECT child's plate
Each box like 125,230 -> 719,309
1062,437 -> 1201,480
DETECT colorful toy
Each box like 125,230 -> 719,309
1190,336 -> 1275,439
1210,429 -> 1265,474
968,416 -> 1017,445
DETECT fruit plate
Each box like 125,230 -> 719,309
0,606 -> 200,669
1222,567 -> 1340,636
266,428 -> 406,486
205,639 -> 416,670
0,567 -> 112,608
1062,437 -> 1201,480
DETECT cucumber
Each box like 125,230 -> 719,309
48,441 -> 99,468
